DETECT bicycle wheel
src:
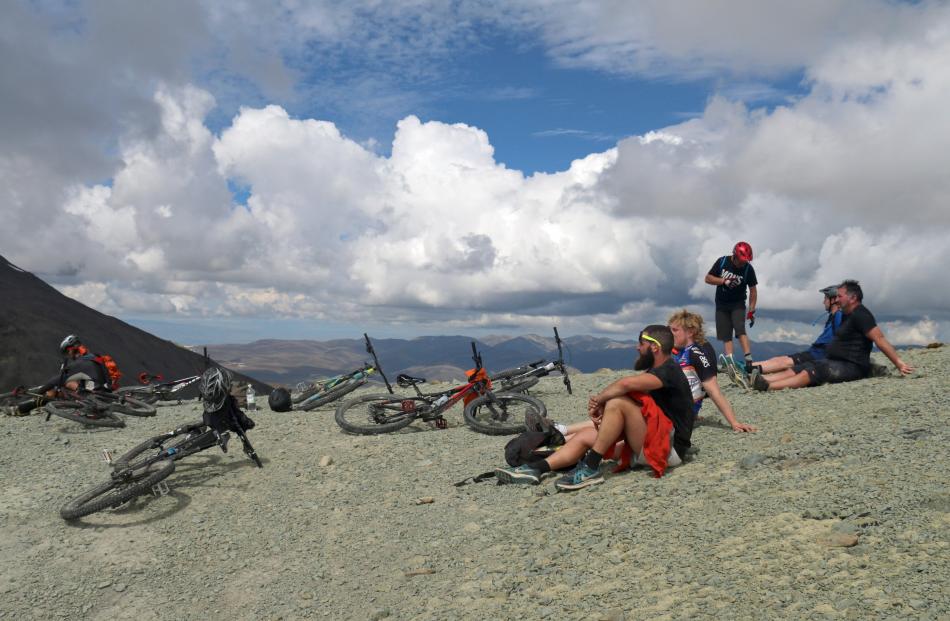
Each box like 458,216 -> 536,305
463,392 -> 546,436
44,400 -> 125,428
91,393 -> 157,417
491,365 -> 535,381
297,378 -> 367,411
60,458 -> 175,520
496,376 -> 540,394
292,381 -> 323,404
115,386 -> 160,404
335,393 -> 420,435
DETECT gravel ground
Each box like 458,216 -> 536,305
0,347 -> 947,620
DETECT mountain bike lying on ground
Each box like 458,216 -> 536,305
293,333 -> 394,411
115,373 -> 201,404
335,342 -> 546,436
60,406 -> 262,520
3,386 -> 156,427
490,326 -> 573,395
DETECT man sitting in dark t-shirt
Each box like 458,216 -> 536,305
495,325 -> 695,491
753,280 -> 913,391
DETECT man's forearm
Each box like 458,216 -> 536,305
596,373 -> 658,402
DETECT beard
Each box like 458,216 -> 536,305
634,349 -> 655,371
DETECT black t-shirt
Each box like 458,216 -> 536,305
708,255 -> 758,309
646,358 -> 696,458
40,355 -> 108,392
825,305 -> 877,372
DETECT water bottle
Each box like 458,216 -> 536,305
433,394 -> 449,408
246,383 -> 256,411
544,362 -> 556,371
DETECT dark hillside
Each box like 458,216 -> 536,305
0,256 -> 270,394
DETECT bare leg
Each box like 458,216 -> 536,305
765,370 -> 811,391
722,340 -> 734,357
592,397 -> 638,455
763,368 -> 797,382
545,427 -> 597,470
738,334 -> 752,357
619,401 -> 647,456
564,420 -> 595,436
757,356 -> 794,374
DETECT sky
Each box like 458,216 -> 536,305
2,0 -> 949,346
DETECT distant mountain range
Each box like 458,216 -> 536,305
203,333 -> 809,386
0,253 -> 816,392
0,256 -> 271,394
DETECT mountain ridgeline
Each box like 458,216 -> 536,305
0,256 -> 271,394
205,333 -> 806,386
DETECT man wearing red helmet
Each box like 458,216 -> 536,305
705,241 -> 758,386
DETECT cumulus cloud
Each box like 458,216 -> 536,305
2,1 -> 950,344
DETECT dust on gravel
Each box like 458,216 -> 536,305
0,348 -> 947,620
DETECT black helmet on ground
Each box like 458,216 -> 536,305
268,388 -> 292,412
199,366 -> 232,412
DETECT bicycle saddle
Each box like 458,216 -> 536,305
396,373 -> 426,387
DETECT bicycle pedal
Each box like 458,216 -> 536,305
151,481 -> 170,497
100,449 -> 114,464
434,417 -> 448,430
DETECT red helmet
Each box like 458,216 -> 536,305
733,241 -> 753,262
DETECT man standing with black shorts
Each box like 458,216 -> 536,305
705,241 -> 758,383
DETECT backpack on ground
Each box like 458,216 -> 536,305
504,427 -> 565,467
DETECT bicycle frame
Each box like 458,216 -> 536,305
494,327 -> 572,394
397,342 -> 491,417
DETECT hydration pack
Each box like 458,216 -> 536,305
82,353 -> 122,390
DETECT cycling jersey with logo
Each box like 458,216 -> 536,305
708,255 -> 758,309
672,342 -> 717,404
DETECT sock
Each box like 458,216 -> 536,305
581,449 -> 603,470
554,423 -> 568,436
528,460 -> 551,474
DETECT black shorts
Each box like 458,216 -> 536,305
715,306 -> 746,341
789,351 -> 816,366
793,359 -> 866,386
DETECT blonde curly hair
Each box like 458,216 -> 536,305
667,309 -> 707,345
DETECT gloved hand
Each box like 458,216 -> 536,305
747,310 -> 756,327
723,275 -> 739,288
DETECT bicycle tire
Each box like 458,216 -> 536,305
297,378 -> 367,411
463,392 -> 546,436
60,458 -> 175,520
44,400 -> 125,428
496,376 -> 540,394
91,393 -> 157,417
491,365 -> 536,381
116,387 -> 161,404
292,382 -> 323,404
335,393 -> 419,435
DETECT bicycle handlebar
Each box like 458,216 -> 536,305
553,326 -> 573,394
365,333 -> 394,394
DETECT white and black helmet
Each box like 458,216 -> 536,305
199,366 -> 232,412
60,334 -> 82,354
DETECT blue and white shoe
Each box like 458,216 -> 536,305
495,464 -> 542,485
554,463 -> 604,492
